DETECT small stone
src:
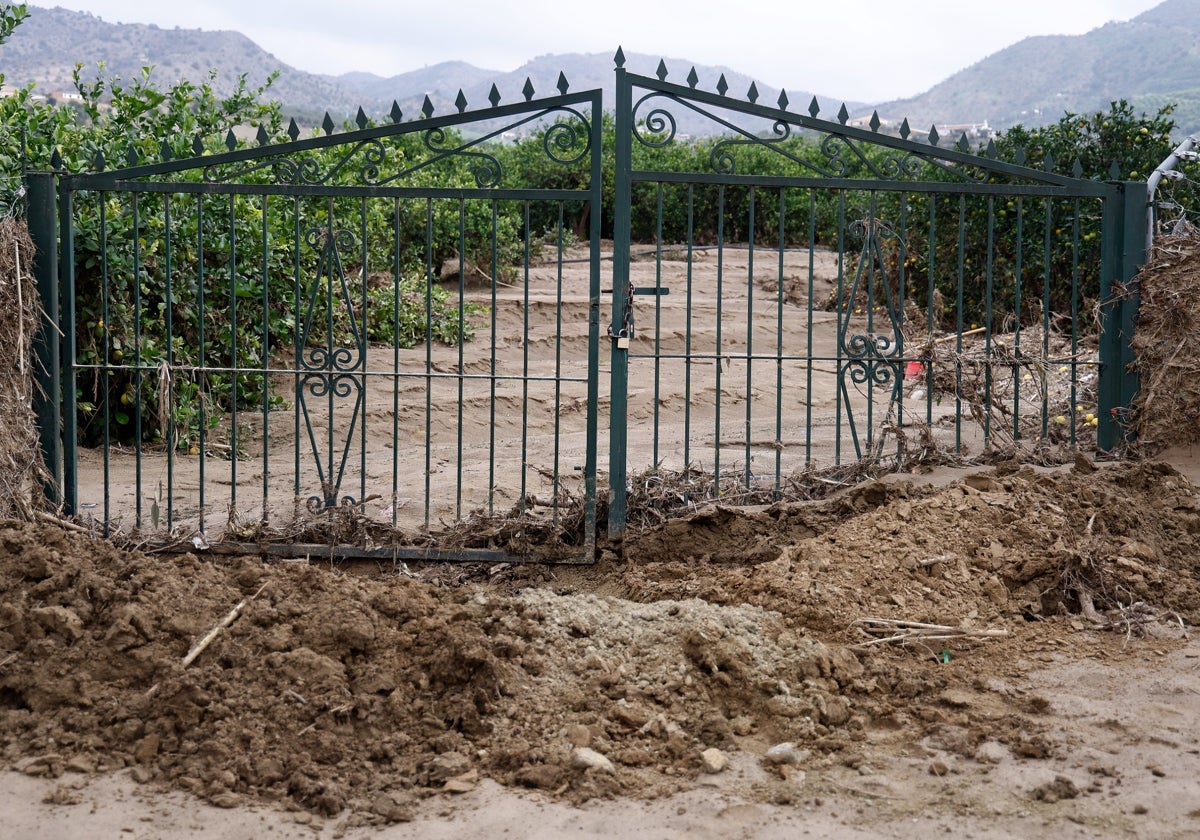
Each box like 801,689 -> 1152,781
699,748 -> 729,774
611,701 -> 652,729
764,743 -> 809,766
515,764 -> 562,790
369,791 -> 416,823
426,753 -> 471,784
443,769 -> 479,794
765,695 -> 811,718
1147,765 -> 1166,778
975,741 -> 1011,764
129,766 -> 154,784
929,760 -> 950,777
571,747 -> 616,774
565,724 -> 591,748
1030,775 -> 1079,803
15,756 -> 52,777
134,734 -> 161,764
65,755 -> 97,774
1133,804 -> 1149,815
729,716 -> 754,736
210,792 -> 241,809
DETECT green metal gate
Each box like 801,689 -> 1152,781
34,84 -> 604,562
606,53 -> 1145,538
28,53 -> 1148,557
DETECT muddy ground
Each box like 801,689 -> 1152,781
3,450 -> 1200,838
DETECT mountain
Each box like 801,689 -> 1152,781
338,51 -> 863,137
0,5 -> 361,118
5,2 -> 1200,136
0,6 -> 856,133
861,0 -> 1200,134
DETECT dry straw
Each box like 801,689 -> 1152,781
1129,230 -> 1200,450
0,216 -> 46,520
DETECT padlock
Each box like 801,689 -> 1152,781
616,336 -> 630,350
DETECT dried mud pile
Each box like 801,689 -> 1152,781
2,459 -> 1198,826
1131,232 -> 1200,450
0,217 -> 43,520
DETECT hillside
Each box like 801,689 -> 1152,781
5,2 -> 1200,135
0,6 -> 852,134
864,0 -> 1200,133
0,5 -> 362,117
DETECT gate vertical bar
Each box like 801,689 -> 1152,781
1098,181 -> 1146,451
584,91 -> 604,556
59,186 -> 78,515
27,171 -> 62,506
1118,182 -> 1147,433
609,51 -> 633,539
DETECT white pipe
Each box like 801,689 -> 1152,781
1146,135 -> 1198,252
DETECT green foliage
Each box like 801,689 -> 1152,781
994,99 -> 1174,181
1,13 -> 495,450
885,100 -> 1177,327
0,3 -> 27,63
364,275 -> 483,347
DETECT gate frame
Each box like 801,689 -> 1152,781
607,56 -> 1146,538
31,86 -> 605,563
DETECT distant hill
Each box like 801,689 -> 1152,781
0,6 -> 856,134
336,51 -> 864,137
861,0 -> 1200,135
0,5 -> 362,118
5,2 -> 1200,136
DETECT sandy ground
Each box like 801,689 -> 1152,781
76,241 -> 1049,544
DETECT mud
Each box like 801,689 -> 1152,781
2,457 -> 1198,836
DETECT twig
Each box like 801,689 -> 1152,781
181,582 -> 268,668
0,652 -> 16,669
1076,586 -> 1109,626
36,511 -> 91,533
919,554 -> 956,567
851,617 -> 1008,648
15,241 -> 23,375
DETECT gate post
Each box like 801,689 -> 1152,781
1097,180 -> 1147,451
25,171 -> 62,505
608,52 -> 633,539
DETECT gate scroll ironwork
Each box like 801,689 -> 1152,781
838,218 -> 905,461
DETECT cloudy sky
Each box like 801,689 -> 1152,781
43,0 -> 1164,102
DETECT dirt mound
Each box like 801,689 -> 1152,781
1131,234 -> 1200,450
623,460 -> 1200,634
2,459 -> 1198,827
0,217 -> 43,520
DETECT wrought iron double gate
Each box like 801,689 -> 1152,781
28,53 -> 1146,560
